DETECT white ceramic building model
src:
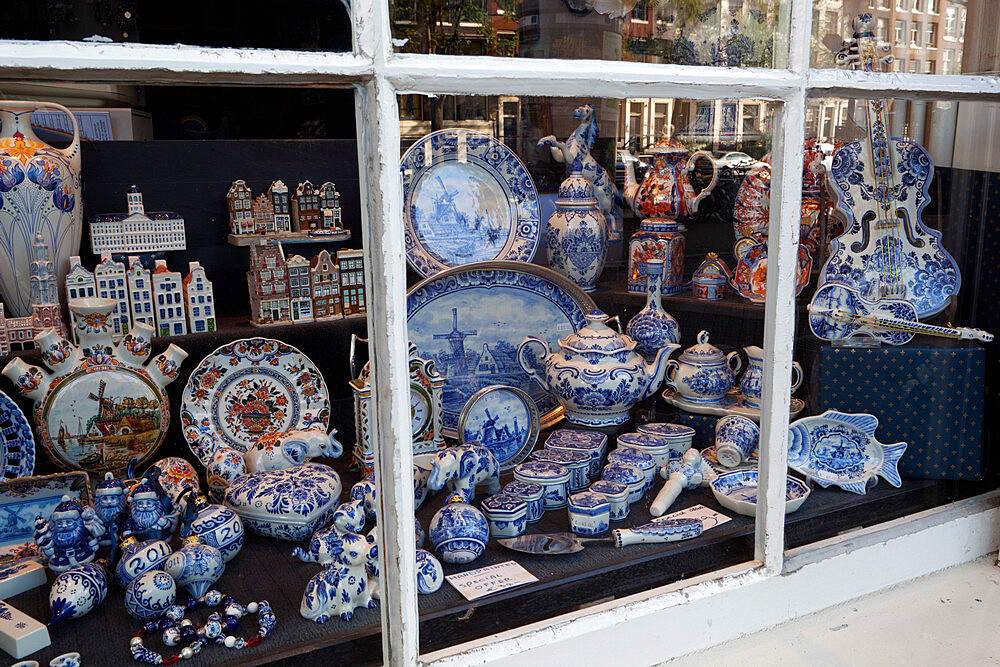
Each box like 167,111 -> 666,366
152,259 -> 186,337
94,252 -> 131,340
64,256 -> 96,343
126,256 -> 155,331
90,185 -> 187,255
183,261 -> 216,333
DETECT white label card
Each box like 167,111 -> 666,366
446,561 -> 539,601
664,504 -> 732,530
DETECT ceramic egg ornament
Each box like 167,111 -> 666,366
124,569 -> 176,620
115,536 -> 172,588
179,492 -> 244,563
205,446 -> 248,501
429,494 -> 489,565
48,560 -> 109,624
164,535 -> 225,598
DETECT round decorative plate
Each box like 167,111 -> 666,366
0,390 -> 34,480
401,129 -> 541,277
181,338 -> 330,465
457,385 -> 539,471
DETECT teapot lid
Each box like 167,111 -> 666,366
555,165 -> 598,206
647,137 -> 688,156
560,309 -> 634,354
679,330 -> 725,363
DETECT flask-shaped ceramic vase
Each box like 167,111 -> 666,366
545,164 -> 607,293
0,101 -> 82,316
626,259 -> 680,359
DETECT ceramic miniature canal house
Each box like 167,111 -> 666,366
310,249 -> 342,319
127,256 -> 155,330
152,259 -> 186,337
228,178 -> 344,240
247,241 -> 291,326
338,249 -> 365,316
65,256 -> 96,343
227,179 -> 255,235
287,254 -> 313,322
95,253 -> 130,340
182,261 -> 216,333
0,303 -> 36,354
89,186 -> 186,256
292,180 -> 321,231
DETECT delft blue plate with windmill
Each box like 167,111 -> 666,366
787,410 -> 906,495
457,385 -> 540,471
0,390 -> 34,480
401,129 -> 541,278
407,261 -> 595,438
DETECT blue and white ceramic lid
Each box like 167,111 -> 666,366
635,423 -> 696,440
569,491 -> 609,510
514,461 -> 570,482
545,428 -> 607,451
481,492 -> 527,514
589,480 -> 628,499
530,448 -> 589,467
559,310 -> 633,354
503,480 -> 544,499
678,330 -> 725,364
555,168 -> 598,207
617,432 -> 672,449
607,448 -> 655,470
602,462 -> 643,485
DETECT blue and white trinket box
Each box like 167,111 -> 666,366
589,480 -> 629,521
567,491 -> 610,536
513,462 -> 570,510
502,480 -> 544,524
529,448 -> 590,492
480,493 -> 527,538
544,428 -> 608,478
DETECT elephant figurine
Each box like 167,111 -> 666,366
350,456 -> 438,524
244,427 -> 343,474
427,444 -> 501,504
300,531 -> 378,623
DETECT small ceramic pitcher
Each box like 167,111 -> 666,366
148,344 -> 189,389
68,297 -> 116,353
116,322 -> 155,367
35,328 -> 80,376
729,345 -> 803,409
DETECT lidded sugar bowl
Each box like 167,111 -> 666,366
663,330 -> 738,404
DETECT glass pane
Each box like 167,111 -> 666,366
810,1 -> 992,76
0,84 -> 380,662
398,93 -> 794,652
792,93 -> 997,550
391,0 -> 788,67
0,0 -> 351,52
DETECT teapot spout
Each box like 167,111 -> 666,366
517,336 -> 553,393
2,357 -> 52,401
641,343 -> 680,400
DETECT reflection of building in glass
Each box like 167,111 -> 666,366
620,98 -> 770,154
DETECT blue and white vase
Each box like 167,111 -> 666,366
415,549 -> 444,595
164,536 -> 225,598
626,258 -> 680,360
180,493 -> 245,563
0,101 -> 82,317
545,165 -> 607,293
49,561 -> 108,624
124,569 -> 176,620
115,537 -> 172,589
429,494 -> 489,565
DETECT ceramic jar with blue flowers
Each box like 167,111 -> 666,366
664,330 -> 738,404
545,162 -> 607,293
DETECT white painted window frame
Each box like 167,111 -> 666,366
2,1 -> 999,664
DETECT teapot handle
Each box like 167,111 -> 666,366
663,359 -> 680,388
726,350 -> 742,375
517,337 -> 552,393
790,361 -> 803,393
686,150 -> 719,214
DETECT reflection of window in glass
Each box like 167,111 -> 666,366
924,60 -> 935,74
879,0 -> 890,7
896,0 -> 909,10
909,58 -> 920,72
895,19 -> 907,44
825,11 -> 838,34
742,104 -> 759,133
913,0 -> 924,12
929,0 -> 939,13
877,17 -> 888,41
630,1 -> 648,22
652,102 -> 668,139
910,21 -> 921,46
628,104 -> 643,151
959,9 -> 966,40
398,95 -> 422,120
944,7 -> 956,38
926,22 -> 937,48
942,48 -> 954,74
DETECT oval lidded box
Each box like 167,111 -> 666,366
223,463 -> 342,540
544,428 -> 608,478
513,461 -> 570,510
503,480 -> 544,524
601,462 -> 645,504
616,431 -> 678,469
635,423 -> 696,454
607,448 -> 657,492
480,493 -> 527,538
529,448 -> 590,492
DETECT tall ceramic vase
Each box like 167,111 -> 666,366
0,101 -> 82,316
626,259 -> 680,360
545,165 -> 607,293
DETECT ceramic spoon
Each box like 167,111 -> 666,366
496,517 -> 703,555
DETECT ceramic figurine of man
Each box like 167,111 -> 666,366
33,495 -> 105,573
122,481 -> 180,542
93,472 -> 128,553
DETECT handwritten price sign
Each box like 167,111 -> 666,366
445,561 -> 539,601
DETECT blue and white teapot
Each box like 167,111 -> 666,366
518,309 -> 679,427
664,330 -> 737,404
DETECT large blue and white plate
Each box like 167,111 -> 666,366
0,390 -> 34,480
401,129 -> 541,277
457,385 -> 539,471
787,410 -> 906,495
407,261 -> 595,437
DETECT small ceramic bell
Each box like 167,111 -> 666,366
164,535 -> 225,598
48,561 -> 109,625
